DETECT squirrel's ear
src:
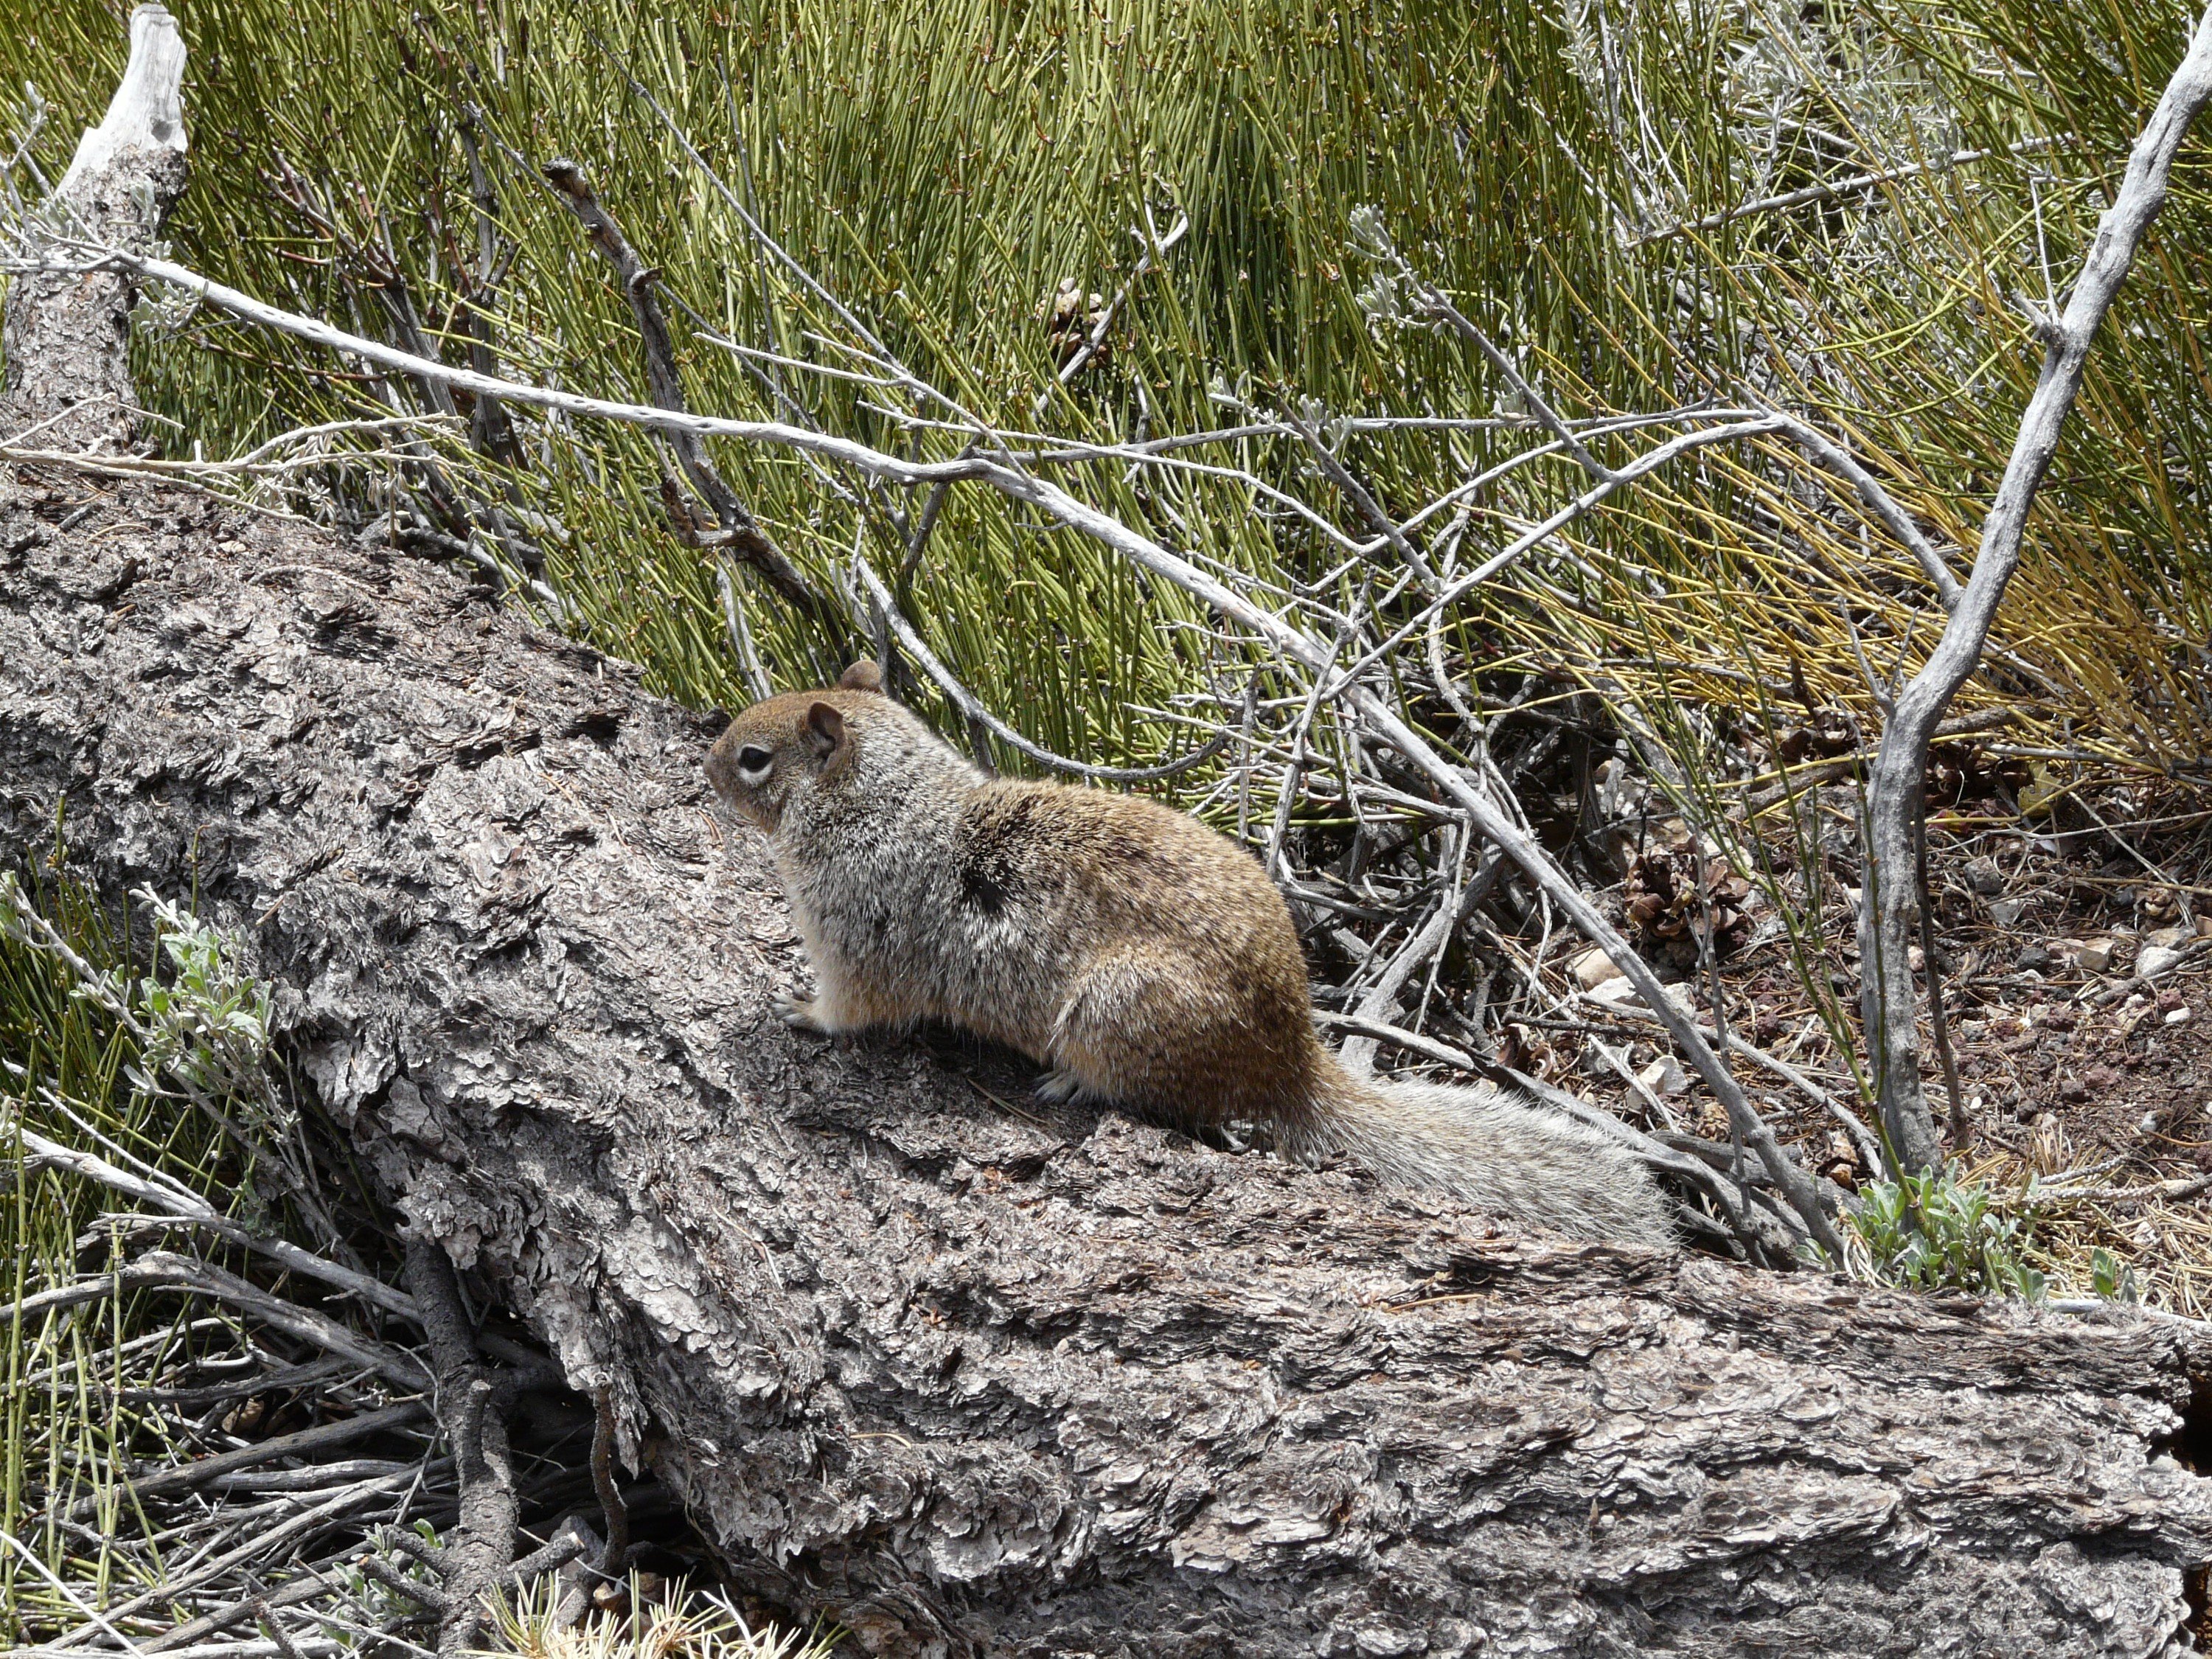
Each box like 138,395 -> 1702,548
838,660 -> 885,694
804,700 -> 846,761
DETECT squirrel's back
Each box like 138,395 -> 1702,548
708,664 -> 1674,1250
948,779 -> 1331,1127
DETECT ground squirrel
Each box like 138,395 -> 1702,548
706,663 -> 1673,1248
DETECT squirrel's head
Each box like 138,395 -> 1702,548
706,660 -> 899,832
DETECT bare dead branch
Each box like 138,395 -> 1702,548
72,1401 -> 428,1517
540,157 -> 840,636
0,1 -> 186,445
849,553 -> 1234,782
1281,406 -> 1441,590
15,1119 -> 416,1319
1034,212 -> 1189,409
15,1251 -> 430,1391
1370,220 -> 1964,608
589,1387 -> 630,1579
1856,1 -> 2212,1172
1630,133 -> 2070,247
1338,843 -> 1500,1073
41,1467 -> 436,1644
400,1237 -> 518,1659
453,118 -> 524,470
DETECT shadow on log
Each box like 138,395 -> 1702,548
4,12 -> 2212,1656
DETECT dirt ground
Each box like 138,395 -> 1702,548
1495,777 -> 2212,1311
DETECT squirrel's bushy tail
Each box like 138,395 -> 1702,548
1302,1059 -> 1674,1248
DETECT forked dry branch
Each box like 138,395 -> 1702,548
1853,2 -> 2212,1175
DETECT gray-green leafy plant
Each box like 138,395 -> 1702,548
2089,1244 -> 2142,1305
112,887 -> 279,1119
1847,1171 -> 2047,1300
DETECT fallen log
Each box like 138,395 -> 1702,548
4,14 -> 2211,1657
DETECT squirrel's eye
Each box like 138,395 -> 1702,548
736,745 -> 774,782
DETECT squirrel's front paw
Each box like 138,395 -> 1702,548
775,992 -> 831,1034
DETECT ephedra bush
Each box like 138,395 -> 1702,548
0,0 -> 2191,759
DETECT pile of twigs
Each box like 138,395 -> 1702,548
6,1177 -> 679,1659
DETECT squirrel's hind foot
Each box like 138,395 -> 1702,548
1034,1067 -> 1093,1105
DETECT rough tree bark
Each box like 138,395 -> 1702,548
7,21 -> 2212,1659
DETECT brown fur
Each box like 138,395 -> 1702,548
707,665 -> 1673,1247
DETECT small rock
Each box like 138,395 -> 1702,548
1571,947 -> 1627,990
2086,1064 -> 2121,1092
1589,976 -> 1700,1021
1588,976 -> 1644,1012
1635,1057 -> 1691,1099
1988,897 -> 2029,928
2015,945 -> 2053,973
2067,937 -> 2118,974
2146,925 -> 2194,949
2138,943 -> 2188,981
2168,1006 -> 2191,1026
1964,857 -> 2004,896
